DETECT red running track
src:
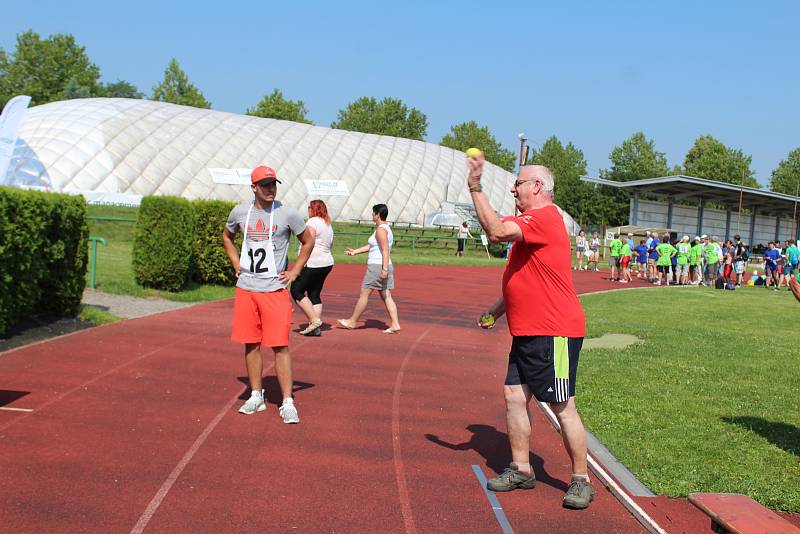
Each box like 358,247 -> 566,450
1,265 -> 707,533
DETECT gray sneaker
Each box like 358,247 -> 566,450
239,390 -> 266,415
486,463 -> 536,492
279,399 -> 300,424
562,476 -> 595,509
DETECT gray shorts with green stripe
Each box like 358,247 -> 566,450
505,336 -> 583,403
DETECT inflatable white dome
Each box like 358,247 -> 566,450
6,98 -> 519,225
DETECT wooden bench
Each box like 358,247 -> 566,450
689,493 -> 800,534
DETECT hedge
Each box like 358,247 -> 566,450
192,199 -> 238,285
0,187 -> 88,336
132,196 -> 194,291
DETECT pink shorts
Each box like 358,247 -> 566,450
231,288 -> 292,347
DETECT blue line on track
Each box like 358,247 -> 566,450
471,465 -> 515,534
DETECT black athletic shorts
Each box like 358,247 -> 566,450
657,265 -> 670,274
505,336 -> 582,403
290,265 -> 333,304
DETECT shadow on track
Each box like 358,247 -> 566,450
425,424 -> 568,491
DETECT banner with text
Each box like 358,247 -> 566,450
304,179 -> 349,196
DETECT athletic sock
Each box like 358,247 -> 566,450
515,462 -> 532,474
572,473 -> 590,482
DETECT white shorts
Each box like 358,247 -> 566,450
734,260 -> 746,274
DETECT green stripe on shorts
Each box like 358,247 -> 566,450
554,336 -> 569,379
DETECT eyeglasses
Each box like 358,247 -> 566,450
513,179 -> 541,187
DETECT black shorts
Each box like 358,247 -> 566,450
505,336 -> 582,403
289,265 -> 333,304
657,265 -> 670,273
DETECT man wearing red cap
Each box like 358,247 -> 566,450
222,165 -> 314,423
467,154 -> 594,510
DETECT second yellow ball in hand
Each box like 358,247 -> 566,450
466,148 -> 482,158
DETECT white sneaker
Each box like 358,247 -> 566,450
239,390 -> 266,414
279,398 -> 300,424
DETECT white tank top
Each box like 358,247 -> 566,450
367,223 -> 393,265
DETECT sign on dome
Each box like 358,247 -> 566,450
208,168 -> 252,185
303,179 -> 350,196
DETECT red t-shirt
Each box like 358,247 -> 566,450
502,205 -> 586,338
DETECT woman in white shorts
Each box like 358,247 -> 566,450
574,230 -> 586,270
337,204 -> 401,334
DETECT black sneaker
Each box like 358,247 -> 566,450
562,476 -> 595,509
486,463 -> 536,492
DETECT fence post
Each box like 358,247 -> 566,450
88,236 -> 107,289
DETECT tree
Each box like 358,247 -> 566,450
603,132 -> 670,182
683,135 -> 758,187
331,97 -> 427,140
246,89 -> 311,124
151,58 -> 211,109
0,30 -> 101,108
596,132 -> 673,225
770,147 -> 800,196
101,80 -> 144,99
528,136 -> 595,224
439,120 -> 515,172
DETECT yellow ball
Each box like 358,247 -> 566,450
466,148 -> 482,158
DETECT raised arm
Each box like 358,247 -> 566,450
467,156 -> 522,243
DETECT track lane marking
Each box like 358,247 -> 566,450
131,336 -> 313,533
471,465 -> 515,534
0,407 -> 34,412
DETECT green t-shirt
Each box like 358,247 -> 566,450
690,244 -> 703,266
676,242 -> 691,265
620,243 -> 632,258
704,243 -> 719,264
656,243 -> 676,266
610,239 -> 622,257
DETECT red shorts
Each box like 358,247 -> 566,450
621,256 -> 631,268
231,288 -> 292,347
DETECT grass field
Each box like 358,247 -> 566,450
86,205 -> 507,301
579,286 -> 800,512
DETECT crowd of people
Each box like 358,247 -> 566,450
573,230 -> 800,290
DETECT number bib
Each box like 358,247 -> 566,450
239,204 -> 278,279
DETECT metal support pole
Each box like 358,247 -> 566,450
749,209 -> 757,247
696,200 -> 705,237
775,215 -> 781,242
631,193 -> 640,226
87,236 -> 107,289
725,208 -> 732,240
667,197 -> 674,231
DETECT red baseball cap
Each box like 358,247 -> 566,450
251,165 -> 282,184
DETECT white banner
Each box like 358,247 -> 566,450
304,179 -> 350,196
208,167 -> 252,185
0,95 -> 32,184
480,234 -> 489,246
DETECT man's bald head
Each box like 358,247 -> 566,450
519,165 -> 555,196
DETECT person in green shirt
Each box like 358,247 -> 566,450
609,233 -> 623,282
689,237 -> 703,285
675,236 -> 692,285
619,241 -> 633,283
703,236 -> 720,285
655,234 -> 677,286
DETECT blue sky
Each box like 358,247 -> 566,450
3,1 -> 798,184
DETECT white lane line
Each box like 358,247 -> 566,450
537,402 -> 667,534
0,407 -> 33,412
471,465 -> 515,534
131,336 -> 313,533
130,387 -> 244,534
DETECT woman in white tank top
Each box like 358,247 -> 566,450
337,203 -> 401,334
290,200 -> 335,336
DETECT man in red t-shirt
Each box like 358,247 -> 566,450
468,155 -> 594,509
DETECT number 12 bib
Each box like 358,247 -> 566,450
239,204 -> 278,279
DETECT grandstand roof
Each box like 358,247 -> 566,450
581,175 -> 800,215
6,98 -> 518,224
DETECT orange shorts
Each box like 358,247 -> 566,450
231,287 -> 292,347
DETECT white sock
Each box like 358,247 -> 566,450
282,397 -> 294,405
572,473 -> 590,482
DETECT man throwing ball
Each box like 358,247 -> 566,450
467,155 -> 594,509
222,165 -> 314,423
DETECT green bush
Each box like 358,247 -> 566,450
192,199 -> 238,285
132,196 -> 194,291
0,187 -> 88,335
488,241 -> 508,258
